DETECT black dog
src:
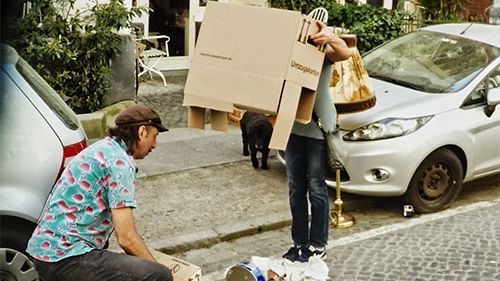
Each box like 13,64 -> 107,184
240,111 -> 273,170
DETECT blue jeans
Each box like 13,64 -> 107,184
285,134 -> 329,248
33,249 -> 172,281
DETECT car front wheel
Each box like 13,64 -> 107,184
404,148 -> 464,214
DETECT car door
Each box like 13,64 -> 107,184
466,64 -> 500,176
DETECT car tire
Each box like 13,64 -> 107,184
0,217 -> 39,281
404,148 -> 464,214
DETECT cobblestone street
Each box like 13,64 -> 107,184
185,200 -> 500,281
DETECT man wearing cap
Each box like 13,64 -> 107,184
26,104 -> 172,281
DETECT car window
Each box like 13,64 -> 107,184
15,57 -> 80,130
487,66 -> 500,89
462,65 -> 500,107
363,30 -> 500,93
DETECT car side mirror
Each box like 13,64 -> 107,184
484,88 -> 500,117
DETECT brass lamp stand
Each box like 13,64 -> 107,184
329,115 -> 355,228
329,168 -> 355,228
328,33 -> 375,228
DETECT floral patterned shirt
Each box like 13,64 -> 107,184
27,137 -> 137,262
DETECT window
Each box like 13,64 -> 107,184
363,30 -> 500,93
367,0 -> 384,7
15,57 -> 80,130
462,65 -> 500,107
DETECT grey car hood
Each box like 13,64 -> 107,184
339,78 -> 463,131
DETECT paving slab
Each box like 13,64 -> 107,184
135,125 -> 245,178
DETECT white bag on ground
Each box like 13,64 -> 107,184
251,256 -> 329,281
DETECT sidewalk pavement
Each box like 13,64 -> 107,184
127,122 -> 380,256
134,124 -> 246,178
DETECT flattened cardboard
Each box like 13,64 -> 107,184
183,2 -> 326,149
286,40 -> 324,89
185,64 -> 284,112
152,250 -> 202,281
187,106 -> 227,132
184,95 -> 231,132
295,88 -> 316,123
210,110 -> 229,132
191,3 -> 299,77
187,107 -> 205,129
269,82 -> 302,150
183,94 -> 233,113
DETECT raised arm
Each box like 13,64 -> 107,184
309,21 -> 352,63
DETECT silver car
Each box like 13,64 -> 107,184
279,23 -> 500,213
340,23 -> 500,213
0,45 -> 87,280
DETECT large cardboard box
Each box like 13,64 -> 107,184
183,2 -> 325,150
152,250 -> 202,281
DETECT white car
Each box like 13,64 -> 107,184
0,45 -> 87,280
279,23 -> 500,213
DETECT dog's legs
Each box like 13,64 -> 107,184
241,125 -> 249,156
250,144 -> 259,169
261,148 -> 270,170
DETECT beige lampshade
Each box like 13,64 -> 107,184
330,34 -> 376,114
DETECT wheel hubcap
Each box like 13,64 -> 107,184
421,163 -> 449,198
0,248 -> 39,281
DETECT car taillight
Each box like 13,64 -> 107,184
56,140 -> 88,181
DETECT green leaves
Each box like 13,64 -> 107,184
335,3 -> 408,54
267,1 -> 407,54
9,0 -> 142,114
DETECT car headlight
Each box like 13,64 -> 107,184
343,116 -> 433,141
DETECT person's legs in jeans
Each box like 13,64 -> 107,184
285,134 -> 309,247
305,137 -> 329,248
34,250 -> 172,281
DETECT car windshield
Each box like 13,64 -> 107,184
363,30 -> 500,93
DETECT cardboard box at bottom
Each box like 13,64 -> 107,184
152,250 -> 202,281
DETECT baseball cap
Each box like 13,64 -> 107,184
115,103 -> 168,132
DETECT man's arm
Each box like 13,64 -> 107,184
111,207 -> 156,262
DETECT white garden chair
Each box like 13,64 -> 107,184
308,7 -> 328,23
136,35 -> 170,86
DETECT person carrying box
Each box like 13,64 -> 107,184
282,21 -> 352,263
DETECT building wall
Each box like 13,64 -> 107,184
465,0 -> 492,21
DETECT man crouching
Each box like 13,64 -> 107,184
26,104 -> 172,281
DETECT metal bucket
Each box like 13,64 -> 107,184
225,261 -> 265,281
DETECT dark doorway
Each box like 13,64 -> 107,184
149,0 -> 189,56
1,0 -> 25,41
